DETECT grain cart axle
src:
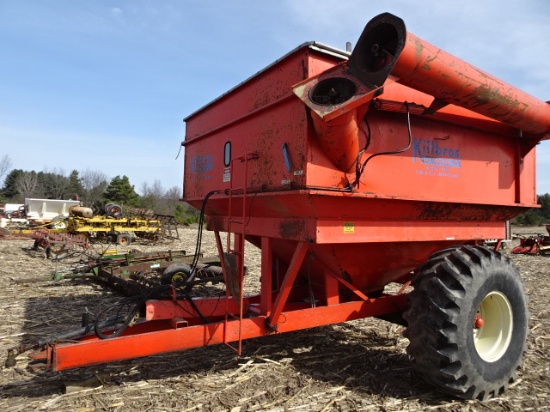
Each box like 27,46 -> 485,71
17,13 -> 549,400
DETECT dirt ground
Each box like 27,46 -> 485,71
0,225 -> 549,411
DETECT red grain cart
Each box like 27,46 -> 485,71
18,13 -> 550,400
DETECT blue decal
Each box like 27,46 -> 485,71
190,154 -> 213,174
413,137 -> 461,178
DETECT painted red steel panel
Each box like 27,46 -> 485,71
48,295 -> 407,371
183,35 -> 543,292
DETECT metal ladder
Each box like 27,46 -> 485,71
223,152 -> 258,354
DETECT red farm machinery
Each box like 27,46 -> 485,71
11,13 -> 550,400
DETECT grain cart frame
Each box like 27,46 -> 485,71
16,13 -> 550,400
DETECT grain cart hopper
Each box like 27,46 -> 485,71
15,13 -> 550,400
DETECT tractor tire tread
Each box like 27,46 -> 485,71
403,245 -> 529,400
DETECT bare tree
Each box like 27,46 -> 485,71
0,154 -> 12,184
164,185 -> 182,200
80,169 -> 109,206
163,185 -> 184,215
141,179 -> 164,198
141,179 -> 165,212
40,168 -> 70,199
15,171 -> 39,199
139,181 -> 182,215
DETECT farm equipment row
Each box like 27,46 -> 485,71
1,201 -> 179,248
511,225 -> 550,255
55,213 -> 162,245
7,12 -> 550,401
51,249 -> 223,296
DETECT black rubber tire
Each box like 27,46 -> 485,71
104,203 -> 114,215
403,245 -> 528,400
117,234 -> 132,246
105,203 -> 123,218
162,263 -> 192,286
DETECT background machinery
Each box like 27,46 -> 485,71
1,201 -> 164,248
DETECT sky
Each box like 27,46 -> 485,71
1,1 -> 549,195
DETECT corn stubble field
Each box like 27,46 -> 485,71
0,225 -> 548,411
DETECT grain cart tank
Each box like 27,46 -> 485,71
17,13 -> 549,401
183,13 -> 547,399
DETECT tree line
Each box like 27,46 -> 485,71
0,155 -> 198,223
1,154 -> 549,226
512,194 -> 550,226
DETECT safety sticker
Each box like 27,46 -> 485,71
223,167 -> 231,182
343,222 -> 355,234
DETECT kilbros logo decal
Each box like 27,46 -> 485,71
190,154 -> 213,180
413,137 -> 461,178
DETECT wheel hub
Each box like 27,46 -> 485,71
473,291 -> 513,362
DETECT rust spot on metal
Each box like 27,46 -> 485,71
223,252 -> 241,301
279,220 -> 306,239
413,37 -> 424,56
416,202 -> 520,222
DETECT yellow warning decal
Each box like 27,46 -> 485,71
343,222 -> 355,234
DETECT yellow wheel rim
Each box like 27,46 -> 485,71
171,272 -> 189,288
473,291 -> 513,362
